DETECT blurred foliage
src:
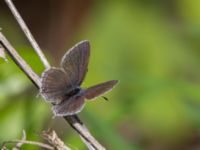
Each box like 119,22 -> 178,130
1,0 -> 200,150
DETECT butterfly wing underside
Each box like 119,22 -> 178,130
85,80 -> 118,100
61,40 -> 90,86
40,68 -> 72,104
52,95 -> 85,116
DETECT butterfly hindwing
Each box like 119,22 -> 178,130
85,80 -> 118,100
52,95 -> 85,116
61,40 -> 90,86
40,68 -> 73,104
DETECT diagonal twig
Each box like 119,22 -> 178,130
0,32 -> 40,87
5,0 -> 50,68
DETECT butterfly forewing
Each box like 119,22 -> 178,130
40,68 -> 73,104
85,80 -> 118,100
53,95 -> 85,116
61,40 -> 90,86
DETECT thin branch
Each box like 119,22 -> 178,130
5,0 -> 50,68
2,140 -> 54,150
12,130 -> 26,150
41,130 -> 71,150
65,115 -> 105,150
0,44 -> 8,61
0,32 -> 105,150
0,32 -> 40,87
2,130 -> 72,150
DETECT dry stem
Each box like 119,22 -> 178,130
5,0 -> 50,68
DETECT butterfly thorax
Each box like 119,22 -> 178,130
66,86 -> 82,97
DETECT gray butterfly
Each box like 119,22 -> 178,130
40,40 -> 118,116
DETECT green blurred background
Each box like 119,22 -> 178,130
1,0 -> 200,149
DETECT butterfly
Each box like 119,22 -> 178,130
40,40 -> 118,116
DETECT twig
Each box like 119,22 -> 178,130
0,32 -> 40,87
65,116 -> 104,150
5,0 -> 50,68
2,140 -> 54,150
0,44 -> 7,61
42,130 -> 71,150
12,130 -> 26,150
2,130 -> 72,150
